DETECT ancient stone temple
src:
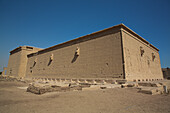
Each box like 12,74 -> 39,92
6,24 -> 163,81
6,46 -> 42,77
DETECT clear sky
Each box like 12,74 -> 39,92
0,0 -> 170,71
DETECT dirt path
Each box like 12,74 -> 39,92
0,81 -> 170,113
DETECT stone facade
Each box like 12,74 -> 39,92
6,46 -> 42,77
6,24 -> 163,81
121,27 -> 163,81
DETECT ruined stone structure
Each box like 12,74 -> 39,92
162,67 -> 170,79
5,24 -> 163,81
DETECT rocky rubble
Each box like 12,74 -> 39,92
121,81 -> 170,95
1,75 -> 169,95
0,76 -> 18,82
27,82 -> 89,94
137,81 -> 169,95
0,75 -> 32,83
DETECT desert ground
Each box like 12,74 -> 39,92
0,81 -> 170,113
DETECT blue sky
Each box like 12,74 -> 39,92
0,0 -> 170,71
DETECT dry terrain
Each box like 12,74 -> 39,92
0,81 -> 170,113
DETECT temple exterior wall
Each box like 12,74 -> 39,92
5,24 -> 163,81
6,50 -> 22,77
121,29 -> 163,81
26,29 -> 124,79
6,46 -> 42,77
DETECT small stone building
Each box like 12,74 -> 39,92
6,24 -> 163,81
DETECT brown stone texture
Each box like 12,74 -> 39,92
26,28 -> 124,79
6,46 -> 42,77
121,28 -> 163,81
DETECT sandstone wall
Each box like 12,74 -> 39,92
6,50 -> 22,77
121,28 -> 163,81
6,46 -> 42,77
26,29 -> 124,79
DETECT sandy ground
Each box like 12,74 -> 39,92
0,81 -> 170,113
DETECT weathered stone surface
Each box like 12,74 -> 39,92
116,80 -> 127,84
100,84 -> 122,89
27,82 -> 74,94
82,85 -> 101,91
0,76 -> 17,82
138,86 -> 164,95
6,46 -> 42,78
27,83 -> 57,94
121,82 -> 136,88
0,75 -> 32,83
27,81 -> 90,94
160,80 -> 170,93
79,83 -> 91,88
138,82 -> 162,87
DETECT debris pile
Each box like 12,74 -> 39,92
1,75 -> 169,95
27,82 -> 90,94
137,82 -> 170,95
